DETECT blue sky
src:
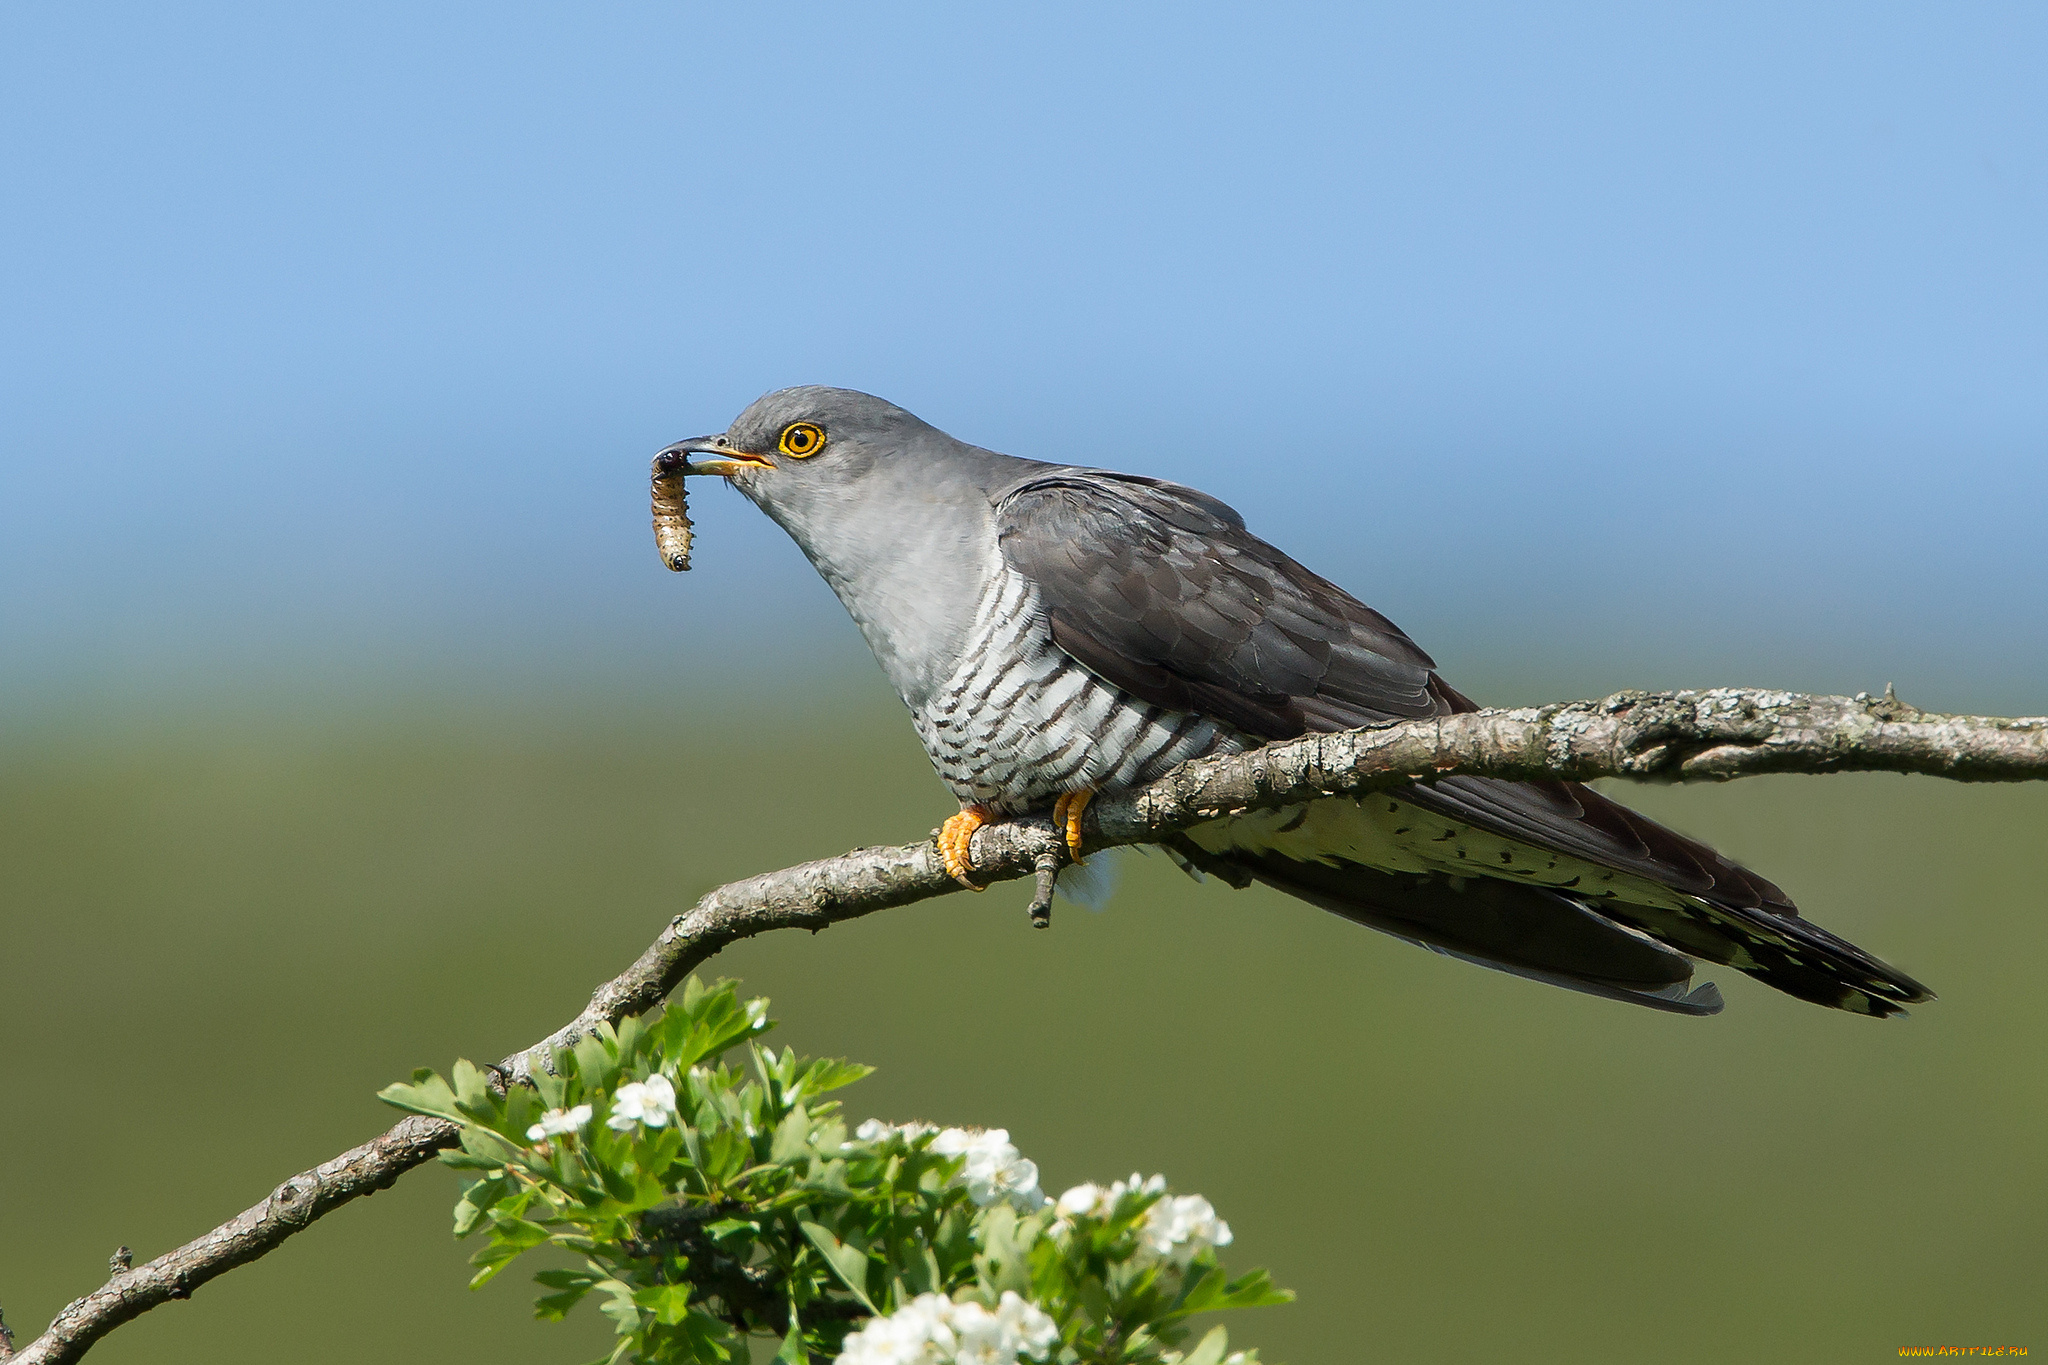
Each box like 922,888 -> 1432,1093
4,2 -> 2043,716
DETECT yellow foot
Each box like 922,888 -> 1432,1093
939,806 -> 992,890
1052,787 -> 1096,864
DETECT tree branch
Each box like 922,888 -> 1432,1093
11,688 -> 2042,1364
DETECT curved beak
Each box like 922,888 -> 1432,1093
654,435 -> 775,478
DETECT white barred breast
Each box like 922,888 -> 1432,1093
912,561 -> 1235,814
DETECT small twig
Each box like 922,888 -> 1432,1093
12,688 -> 2044,1364
1025,848 -> 1062,928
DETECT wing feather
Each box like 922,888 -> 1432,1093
993,468 -> 1932,1013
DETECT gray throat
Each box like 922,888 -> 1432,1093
735,449 -> 1038,711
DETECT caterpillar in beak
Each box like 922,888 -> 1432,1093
651,460 -> 692,572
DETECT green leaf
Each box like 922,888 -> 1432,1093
529,1049 -> 568,1109
458,1124 -> 520,1164
670,983 -> 770,1072
679,1122 -> 705,1173
934,1206 -> 975,1278
615,1012 -> 647,1067
486,1216 -> 553,1251
703,1126 -> 750,1186
452,1173 -> 514,1236
1178,1324 -> 1232,1365
774,1323 -> 808,1365
676,1307 -> 740,1362
438,1150 -> 504,1172
601,1169 -> 643,1207
899,1238 -> 942,1297
636,1122 -> 685,1184
634,1283 -> 695,1327
451,1058 -> 494,1118
749,1041 -> 792,1093
466,1238 -> 527,1289
798,1157 -> 855,1200
534,1287 -> 592,1322
502,1086 -> 542,1140
377,1072 -> 465,1123
1179,1268 -> 1294,1315
812,1117 -> 848,1155
533,1268 -> 599,1321
797,1057 -> 875,1098
799,1220 -> 878,1313
453,1200 -> 488,1237
703,1218 -> 760,1246
595,1278 -> 643,1336
974,1204 -> 1036,1298
770,1105 -> 813,1164
1077,1275 -> 1113,1331
573,1032 -> 615,1092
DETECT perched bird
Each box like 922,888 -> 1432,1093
661,387 -> 1931,1018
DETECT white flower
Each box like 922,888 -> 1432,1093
994,1292 -> 1060,1359
933,1128 -> 1046,1212
1053,1174 -> 1164,1231
1137,1194 -> 1232,1267
837,1292 -> 953,1365
837,1291 -> 1057,1365
852,1118 -> 936,1145
1054,1182 -> 1112,1220
606,1074 -> 678,1131
525,1104 -> 592,1142
1052,1175 -> 1229,1264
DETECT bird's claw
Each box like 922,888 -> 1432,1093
938,807 -> 991,890
1052,787 -> 1096,863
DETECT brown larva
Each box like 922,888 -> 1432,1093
651,462 -> 692,572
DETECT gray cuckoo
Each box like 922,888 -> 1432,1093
660,386 -> 1931,1018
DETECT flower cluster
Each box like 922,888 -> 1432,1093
1054,1174 -> 1232,1266
837,1291 -> 1059,1365
930,1127 -> 1045,1212
847,1121 -> 1047,1213
382,983 -> 1286,1365
1139,1191 -> 1233,1266
851,1118 -> 936,1146
1052,1172 -> 1161,1223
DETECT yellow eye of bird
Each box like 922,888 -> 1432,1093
778,421 -> 826,458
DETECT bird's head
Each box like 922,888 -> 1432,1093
656,386 -> 945,512
654,386 -> 1043,607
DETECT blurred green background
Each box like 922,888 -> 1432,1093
3,675 -> 2041,1363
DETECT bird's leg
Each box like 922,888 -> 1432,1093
1052,787 -> 1096,863
938,805 -> 992,890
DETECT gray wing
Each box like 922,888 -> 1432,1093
991,469 -> 1461,735
994,469 -> 1931,1015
